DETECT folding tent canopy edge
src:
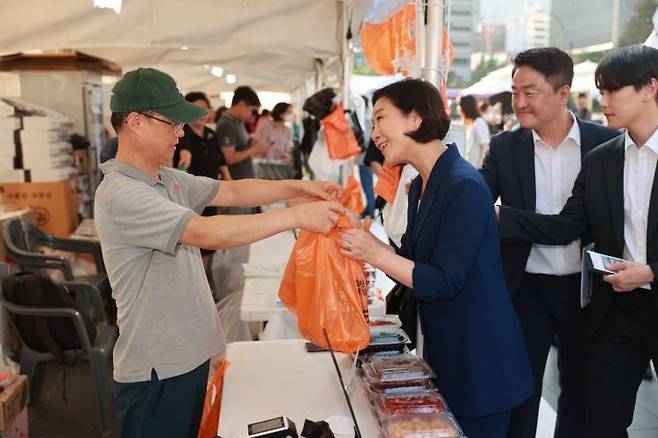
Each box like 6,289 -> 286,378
0,0 -> 351,97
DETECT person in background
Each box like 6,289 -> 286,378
459,94 -> 491,167
496,44 -> 658,438
575,92 -> 591,121
214,106 -> 228,125
173,91 -> 231,301
254,108 -> 271,132
255,102 -> 293,161
96,67 -> 345,438
339,78 -> 533,438
205,106 -> 217,131
479,100 -> 501,135
216,86 -> 268,180
481,47 -> 620,438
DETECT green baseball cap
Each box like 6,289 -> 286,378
110,68 -> 206,123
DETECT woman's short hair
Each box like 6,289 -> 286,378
459,95 -> 481,121
271,102 -> 292,121
595,45 -> 658,101
372,78 -> 451,142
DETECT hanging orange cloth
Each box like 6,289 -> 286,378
341,175 -> 365,216
374,164 -> 403,204
321,104 -> 362,160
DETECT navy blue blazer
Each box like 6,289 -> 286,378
399,145 -> 534,417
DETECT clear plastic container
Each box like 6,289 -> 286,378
353,346 -> 410,368
381,412 -> 464,438
362,354 -> 434,384
369,314 -> 402,336
361,375 -> 437,401
376,392 -> 448,419
366,328 -> 411,353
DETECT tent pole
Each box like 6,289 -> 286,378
340,0 -> 354,182
423,0 -> 443,86
341,1 -> 352,110
415,0 -> 426,76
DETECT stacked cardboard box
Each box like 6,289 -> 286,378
0,179 -> 78,237
0,99 -> 79,236
0,375 -> 28,437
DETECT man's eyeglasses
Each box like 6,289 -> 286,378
138,112 -> 185,133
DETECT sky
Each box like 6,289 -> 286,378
479,0 -> 551,24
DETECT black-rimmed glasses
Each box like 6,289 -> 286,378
138,112 -> 185,133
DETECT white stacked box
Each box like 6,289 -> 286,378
0,169 -> 26,183
21,115 -> 73,132
20,128 -> 69,145
0,117 -> 18,164
28,166 -> 75,183
20,114 -> 74,182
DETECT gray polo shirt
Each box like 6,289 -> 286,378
216,112 -> 255,179
95,160 -> 225,383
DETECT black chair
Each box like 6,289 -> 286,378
0,263 -> 117,437
2,219 -> 111,302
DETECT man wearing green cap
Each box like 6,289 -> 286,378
95,68 -> 344,437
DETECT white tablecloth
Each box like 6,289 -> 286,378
240,277 -> 286,322
218,339 -> 380,437
240,230 -> 295,324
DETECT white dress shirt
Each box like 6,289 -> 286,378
526,114 -> 582,275
622,129 -> 658,265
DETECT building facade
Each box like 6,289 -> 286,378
506,5 -> 550,54
550,0 -> 642,50
449,0 -> 477,81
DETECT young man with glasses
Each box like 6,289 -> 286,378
95,68 -> 344,438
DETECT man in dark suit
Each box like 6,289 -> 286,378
480,47 -> 621,438
497,45 -> 658,437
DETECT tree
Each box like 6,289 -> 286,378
619,0 -> 658,47
469,56 -> 505,85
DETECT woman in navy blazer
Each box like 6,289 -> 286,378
339,79 -> 533,437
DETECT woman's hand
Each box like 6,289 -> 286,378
338,228 -> 382,263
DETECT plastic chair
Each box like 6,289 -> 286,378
2,219 -> 111,301
0,263 -> 117,437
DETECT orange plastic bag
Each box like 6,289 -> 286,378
321,104 -> 362,160
374,164 -> 403,204
341,175 -> 365,216
198,360 -> 230,438
279,216 -> 370,353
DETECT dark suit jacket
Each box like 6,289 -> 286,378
480,119 -> 621,294
400,145 -> 533,417
498,135 -> 658,336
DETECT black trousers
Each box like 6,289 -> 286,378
586,290 -> 658,438
115,360 -> 210,438
507,273 -> 587,438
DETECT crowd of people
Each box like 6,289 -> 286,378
94,43 -> 658,438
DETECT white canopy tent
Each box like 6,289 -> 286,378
0,0 -> 349,95
571,60 -> 598,94
460,61 -> 600,97
459,64 -> 513,97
